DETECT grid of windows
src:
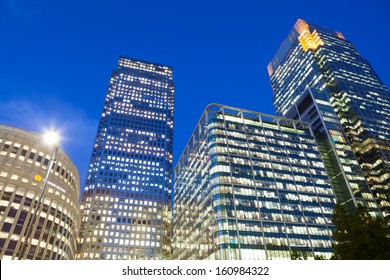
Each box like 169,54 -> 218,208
283,87 -> 380,215
268,19 -> 390,218
0,125 -> 80,260
77,57 -> 174,260
173,104 -> 336,260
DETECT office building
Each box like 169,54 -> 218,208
0,124 -> 80,259
282,86 -> 380,215
173,104 -> 336,260
77,57 -> 174,260
268,19 -> 389,217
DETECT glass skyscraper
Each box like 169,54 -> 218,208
281,86 -> 380,215
173,104 -> 336,260
268,19 -> 389,218
77,57 -> 174,260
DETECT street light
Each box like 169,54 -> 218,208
44,131 -> 60,146
18,130 -> 60,260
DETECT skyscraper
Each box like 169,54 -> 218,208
268,19 -> 389,217
77,57 -> 174,260
173,104 -> 336,260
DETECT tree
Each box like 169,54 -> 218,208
332,204 -> 390,259
290,248 -> 302,260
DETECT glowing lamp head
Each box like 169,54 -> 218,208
43,131 -> 60,146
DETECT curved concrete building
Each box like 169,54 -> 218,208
0,124 -> 80,259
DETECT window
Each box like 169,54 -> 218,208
3,143 -> 10,152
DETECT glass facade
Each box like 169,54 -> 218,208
77,57 -> 174,260
173,104 -> 336,260
0,125 -> 80,260
268,19 -> 390,218
284,87 -> 380,215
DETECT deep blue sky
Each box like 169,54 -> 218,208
1,0 -> 389,189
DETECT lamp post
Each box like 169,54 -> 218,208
18,131 -> 60,260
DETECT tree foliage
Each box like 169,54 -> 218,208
290,249 -> 302,260
332,204 -> 390,259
